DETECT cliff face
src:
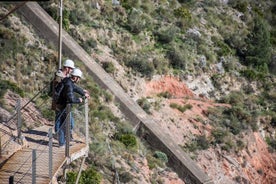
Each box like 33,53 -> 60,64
139,75 -> 276,184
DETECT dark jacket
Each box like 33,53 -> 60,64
57,77 -> 85,109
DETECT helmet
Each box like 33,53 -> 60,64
63,59 -> 75,69
71,68 -> 83,78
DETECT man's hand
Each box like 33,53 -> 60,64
84,90 -> 90,99
79,97 -> 83,103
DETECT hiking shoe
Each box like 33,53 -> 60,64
70,134 -> 75,142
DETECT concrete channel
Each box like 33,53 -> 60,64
17,2 -> 214,184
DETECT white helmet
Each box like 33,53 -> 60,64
71,68 -> 83,78
63,59 -> 75,69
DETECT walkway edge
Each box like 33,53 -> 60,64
17,2 -> 214,184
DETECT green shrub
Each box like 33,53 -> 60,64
153,151 -> 168,163
102,62 -> 115,73
157,91 -> 172,98
240,69 -> 266,81
146,154 -> 164,169
119,172 -> 133,183
154,26 -> 179,44
166,45 -> 188,70
0,80 -> 24,98
211,128 -> 228,144
173,6 -> 192,21
121,0 -> 140,10
184,135 -> 210,152
115,133 -> 137,148
126,55 -> 154,77
170,103 -> 192,113
220,91 -> 244,105
152,57 -> 169,75
137,97 -> 151,114
69,8 -> 91,25
92,105 -> 120,123
244,15 -> 271,73
41,108 -> 55,121
221,139 -> 234,152
266,137 -> 276,151
230,0 -> 249,13
125,10 -> 151,34
67,167 -> 102,184
81,38 -> 97,54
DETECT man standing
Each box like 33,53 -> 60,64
56,68 -> 90,147
49,59 -> 76,140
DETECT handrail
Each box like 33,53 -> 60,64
0,83 -> 50,156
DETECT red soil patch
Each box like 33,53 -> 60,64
145,75 -> 194,98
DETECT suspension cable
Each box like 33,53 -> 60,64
0,1 -> 27,22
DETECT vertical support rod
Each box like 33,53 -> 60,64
85,98 -> 89,148
17,99 -> 22,140
65,104 -> 71,157
58,0 -> 63,69
9,176 -> 14,184
32,149 -> 36,184
75,156 -> 86,184
48,128 -> 53,183
0,133 -> 2,158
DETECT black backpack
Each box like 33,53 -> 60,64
49,76 -> 65,110
53,79 -> 65,104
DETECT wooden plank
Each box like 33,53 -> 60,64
0,125 -> 87,183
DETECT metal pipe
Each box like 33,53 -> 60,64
58,0 -> 63,69
48,128 -> 53,183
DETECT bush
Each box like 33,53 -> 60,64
154,26 -> 179,44
166,45 -> 188,70
137,97 -> 151,114
81,38 -> 97,54
184,135 -> 210,152
67,167 -> 102,184
244,15 -> 271,73
240,69 -> 266,81
125,10 -> 151,34
0,80 -> 24,98
126,55 -> 154,77
146,154 -> 164,169
102,62 -> 115,73
119,172 -> 133,183
173,6 -> 192,21
153,151 -> 168,163
170,103 -> 192,113
230,0 -> 249,13
116,133 -> 137,148
266,137 -> 276,151
157,91 -> 172,98
211,128 -> 228,144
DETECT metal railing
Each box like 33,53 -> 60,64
1,87 -> 89,184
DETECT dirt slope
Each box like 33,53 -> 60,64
141,75 -> 276,184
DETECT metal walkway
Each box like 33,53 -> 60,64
0,125 -> 88,184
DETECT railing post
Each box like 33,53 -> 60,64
65,104 -> 71,157
32,149 -> 36,184
9,176 -> 14,184
16,99 -> 22,142
48,128 -> 53,183
0,135 -> 2,158
85,98 -> 89,149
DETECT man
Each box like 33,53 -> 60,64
57,68 -> 90,147
51,59 -> 75,110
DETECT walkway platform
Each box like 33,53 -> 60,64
0,125 -> 88,184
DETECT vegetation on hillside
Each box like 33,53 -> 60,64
1,0 -> 276,183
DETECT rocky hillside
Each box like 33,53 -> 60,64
1,0 -> 276,183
